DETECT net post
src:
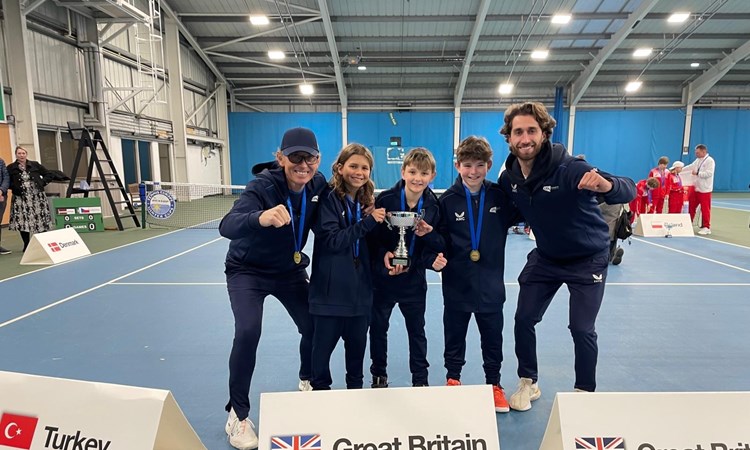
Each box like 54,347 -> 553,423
139,182 -> 147,229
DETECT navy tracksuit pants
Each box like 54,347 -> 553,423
311,314 -> 369,390
369,295 -> 429,386
443,308 -> 504,386
514,248 -> 609,392
225,271 -> 313,420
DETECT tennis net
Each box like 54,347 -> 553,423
141,181 -> 245,229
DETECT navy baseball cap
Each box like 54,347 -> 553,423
280,127 -> 319,156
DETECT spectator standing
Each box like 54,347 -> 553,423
682,144 -> 715,235
7,146 -> 52,251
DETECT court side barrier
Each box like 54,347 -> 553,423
20,228 -> 91,265
540,391 -> 749,450
0,371 -> 206,450
259,385 -> 499,450
634,213 -> 695,237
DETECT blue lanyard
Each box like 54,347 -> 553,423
400,187 -> 424,257
659,169 -> 666,186
463,184 -> 485,252
286,189 -> 307,256
345,198 -> 361,259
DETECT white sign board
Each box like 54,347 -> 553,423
540,392 -> 750,450
259,385 -> 500,450
20,228 -> 91,265
634,213 -> 694,237
0,370 -> 205,450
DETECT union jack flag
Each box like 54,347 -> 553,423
575,437 -> 625,449
270,434 -> 321,450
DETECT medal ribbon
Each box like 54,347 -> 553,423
463,184 -> 485,253
400,187 -> 424,257
345,198 -> 361,260
286,188 -> 307,259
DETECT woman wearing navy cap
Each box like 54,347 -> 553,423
219,127 -> 328,450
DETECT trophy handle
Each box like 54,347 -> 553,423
385,212 -> 394,230
412,209 -> 426,229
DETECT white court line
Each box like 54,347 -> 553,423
0,227 -> 189,284
113,282 -> 226,285
0,238 -> 223,329
632,237 -> 750,274
426,282 -> 750,286
714,204 -> 750,212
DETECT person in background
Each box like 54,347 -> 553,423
369,147 -> 443,388
682,144 -> 715,235
437,135 -> 519,414
666,161 -> 686,214
0,156 -> 10,255
497,102 -> 636,412
218,127 -> 328,450
629,177 -> 660,219
7,146 -> 52,251
647,156 -> 669,214
308,143 -> 386,391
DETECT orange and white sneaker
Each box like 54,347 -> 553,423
493,385 -> 510,413
446,378 -> 462,386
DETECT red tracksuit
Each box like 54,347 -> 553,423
629,179 -> 655,219
666,172 -> 685,214
647,167 -> 668,213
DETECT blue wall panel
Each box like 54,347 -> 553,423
689,109 -> 750,192
572,109 -> 685,182
348,111 -> 454,189
460,110 -> 507,183
228,112 -> 341,185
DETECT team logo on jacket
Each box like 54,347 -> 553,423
454,212 -> 466,222
311,195 -> 319,202
542,185 -> 559,192
489,207 -> 498,213
511,184 -> 518,193
592,274 -> 603,283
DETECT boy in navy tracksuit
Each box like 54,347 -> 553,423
369,148 -> 444,388
497,102 -> 636,412
437,136 -> 518,413
219,127 -> 328,449
309,143 -> 386,390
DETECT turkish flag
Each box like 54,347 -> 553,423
0,413 -> 38,449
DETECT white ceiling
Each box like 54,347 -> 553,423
65,0 -> 750,110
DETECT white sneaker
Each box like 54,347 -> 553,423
298,379 -> 312,391
226,408 -> 258,450
698,227 -> 711,235
509,377 -> 541,411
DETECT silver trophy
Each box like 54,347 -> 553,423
385,211 -> 424,268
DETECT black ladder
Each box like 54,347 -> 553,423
65,123 -> 140,230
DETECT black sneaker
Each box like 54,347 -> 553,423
0,247 -> 11,255
371,376 -> 388,388
611,247 -> 624,265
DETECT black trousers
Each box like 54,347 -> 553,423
311,314 -> 369,390
225,271 -> 313,420
0,197 -> 5,244
443,308 -> 504,386
369,295 -> 428,385
514,248 -> 609,392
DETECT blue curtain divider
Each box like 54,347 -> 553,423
228,108 -> 749,192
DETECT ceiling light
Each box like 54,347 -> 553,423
357,65 -> 367,71
498,83 -> 514,95
668,12 -> 690,23
530,50 -> 549,60
690,62 -> 700,68
268,50 -> 285,60
625,81 -> 642,92
551,14 -> 571,24
632,48 -> 652,58
249,15 -> 269,25
300,84 -> 314,95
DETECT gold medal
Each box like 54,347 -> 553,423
470,250 -> 480,262
293,251 -> 302,264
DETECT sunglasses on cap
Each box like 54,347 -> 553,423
287,152 -> 319,164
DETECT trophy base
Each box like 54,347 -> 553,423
390,256 -> 410,268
